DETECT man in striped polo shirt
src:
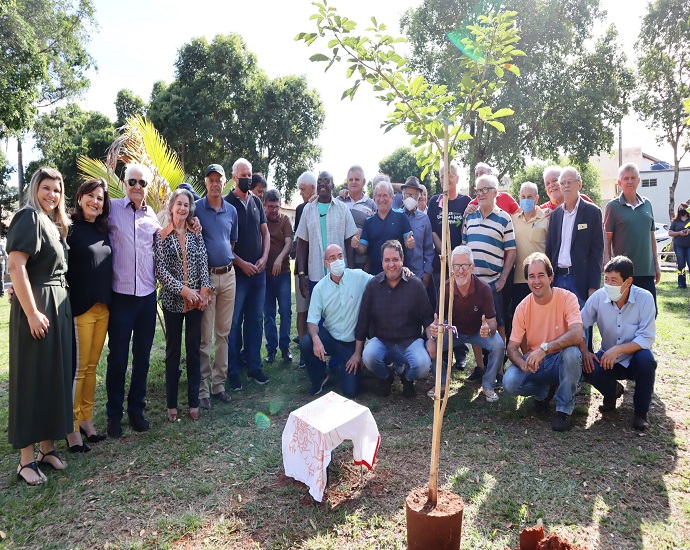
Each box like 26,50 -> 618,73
462,174 -> 516,382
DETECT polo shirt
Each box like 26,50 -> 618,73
267,213 -> 292,276
225,190 -> 266,265
511,208 -> 549,283
604,193 -> 656,276
355,271 -> 434,348
440,274 -> 496,336
427,193 -> 471,272
403,208 -> 435,277
580,285 -> 655,368
510,287 -> 582,354
468,191 -> 520,214
296,198 -> 357,282
360,210 -> 412,275
338,195 -> 377,227
308,268 -> 374,342
195,196 -> 238,268
462,206 -> 516,284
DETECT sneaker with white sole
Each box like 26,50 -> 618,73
481,388 -> 499,402
310,373 -> 328,396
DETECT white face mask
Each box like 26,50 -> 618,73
403,196 -> 418,211
328,258 -> 345,277
604,283 -> 625,302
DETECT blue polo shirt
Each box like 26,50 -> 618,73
195,197 -> 238,267
360,210 -> 412,275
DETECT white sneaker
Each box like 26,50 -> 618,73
481,388 -> 499,402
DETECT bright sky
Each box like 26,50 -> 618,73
6,0 -> 680,190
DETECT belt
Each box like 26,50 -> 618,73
556,266 -> 571,275
210,262 -> 233,275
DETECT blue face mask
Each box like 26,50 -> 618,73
520,198 -> 536,213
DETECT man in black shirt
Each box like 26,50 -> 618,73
352,240 -> 434,397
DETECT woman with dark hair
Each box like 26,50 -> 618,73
7,167 -> 72,485
154,188 -> 213,422
65,179 -> 113,452
669,202 -> 690,289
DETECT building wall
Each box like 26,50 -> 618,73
635,169 -> 690,223
591,147 -> 655,202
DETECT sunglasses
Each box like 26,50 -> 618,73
127,178 -> 149,188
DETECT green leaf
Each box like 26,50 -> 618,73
309,53 -> 330,62
491,108 -> 514,118
486,120 -> 505,132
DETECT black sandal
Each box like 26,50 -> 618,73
80,427 -> 107,443
37,449 -> 66,470
17,462 -> 47,486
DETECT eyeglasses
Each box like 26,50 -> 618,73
452,263 -> 472,272
475,187 -> 495,196
265,205 -> 281,210
127,178 -> 149,188
317,178 -> 332,185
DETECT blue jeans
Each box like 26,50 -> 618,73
362,338 -> 431,381
553,272 -> 585,308
503,346 -> 582,414
439,331 -> 504,391
264,272 -> 292,354
163,308 -> 202,409
584,349 -> 657,414
675,244 -> 690,273
106,291 -> 157,419
300,329 -> 361,398
228,271 -> 266,375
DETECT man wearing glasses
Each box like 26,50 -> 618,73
106,163 -> 161,437
545,166 -> 603,308
462,174 -> 516,382
427,246 -> 504,402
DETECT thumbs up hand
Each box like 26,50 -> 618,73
479,314 -> 490,338
428,312 -> 439,339
405,231 -> 415,249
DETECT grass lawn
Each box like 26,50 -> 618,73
0,273 -> 688,549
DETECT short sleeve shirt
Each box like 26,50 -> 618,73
427,194 -> 471,272
670,219 -> 690,248
440,274 -> 496,335
511,208 -> 549,284
462,206 -> 516,284
604,194 -> 656,276
360,210 -> 412,275
225,191 -> 266,264
194,197 -> 238,268
267,213 -> 293,276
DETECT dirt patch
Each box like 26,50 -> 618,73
507,526 -> 589,550
406,486 -> 464,516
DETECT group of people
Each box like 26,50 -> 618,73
4,157 -> 666,486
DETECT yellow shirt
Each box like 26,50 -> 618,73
511,208 -> 549,284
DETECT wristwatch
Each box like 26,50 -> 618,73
298,271 -> 306,276
540,342 -> 549,354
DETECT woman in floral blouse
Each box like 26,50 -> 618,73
154,188 -> 213,422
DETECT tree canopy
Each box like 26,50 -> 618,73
509,159 -> 601,206
148,34 -> 325,198
0,150 -> 17,236
378,146 -> 438,192
115,89 -> 146,129
400,0 -> 631,178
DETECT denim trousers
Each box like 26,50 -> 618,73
553,272 -> 585,308
106,291 -> 157,420
362,337 -> 431,381
439,330 -> 505,391
300,328 -> 361,398
503,346 -> 582,414
584,348 -> 657,414
228,270 -> 266,375
264,272 -> 292,354
163,307 -> 203,409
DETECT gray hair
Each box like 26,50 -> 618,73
347,164 -> 365,181
452,245 -> 474,264
618,162 -> 640,179
124,162 -> 153,183
559,166 -> 582,183
373,180 -> 394,197
264,188 -> 281,203
542,165 -> 562,181
520,181 -> 539,195
371,173 -> 391,186
440,160 -> 460,177
232,157 -> 252,175
297,171 -> 316,189
166,187 -> 196,222
474,162 -> 495,176
476,174 -> 499,188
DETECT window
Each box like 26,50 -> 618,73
641,178 -> 657,187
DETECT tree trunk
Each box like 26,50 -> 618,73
669,149 -> 680,221
17,138 -> 24,206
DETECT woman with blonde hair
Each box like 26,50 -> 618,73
7,167 -> 73,485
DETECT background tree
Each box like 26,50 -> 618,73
378,146 -> 438,192
30,103 -> 116,201
0,0 -> 96,203
115,89 -> 146,129
633,0 -> 690,220
0,150 -> 18,236
509,159 -> 601,205
400,0 -> 631,186
148,34 -> 325,198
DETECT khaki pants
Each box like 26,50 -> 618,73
73,302 -> 110,431
199,268 -> 236,398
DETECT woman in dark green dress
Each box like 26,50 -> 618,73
7,167 -> 73,485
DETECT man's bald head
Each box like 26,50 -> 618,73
324,244 -> 343,261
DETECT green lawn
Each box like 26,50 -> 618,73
0,274 -> 688,549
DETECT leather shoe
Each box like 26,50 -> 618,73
80,427 -> 107,443
199,397 -> 211,410
212,391 -> 232,403
129,414 -> 150,432
188,408 -> 201,421
551,411 -> 572,432
266,351 -> 276,364
107,417 -> 122,438
378,372 -> 395,397
633,411 -> 650,431
599,382 -> 624,412
282,349 -> 293,363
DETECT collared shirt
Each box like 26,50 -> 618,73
440,274 -> 496,336
296,198 -> 357,282
557,196 -> 581,268
267,213 -> 293,276
403,208 -> 435,277
338,194 -> 377,227
360,210 -> 413,275
604,193 -> 656,276
512,208 -> 549,283
540,193 -> 593,211
428,193 -> 471,272
225,191 -> 266,265
308,268 -> 374,342
109,197 -> 160,296
462,205 -> 516,284
580,285 -> 655,368
355,271 -> 434,348
194,197 -> 238,267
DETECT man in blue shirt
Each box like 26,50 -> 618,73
300,244 -> 373,397
580,256 -> 657,431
